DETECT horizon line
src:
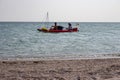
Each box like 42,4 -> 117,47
0,21 -> 120,23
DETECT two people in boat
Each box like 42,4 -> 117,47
50,22 -> 72,30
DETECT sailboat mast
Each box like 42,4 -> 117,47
47,12 -> 49,22
46,12 -> 49,28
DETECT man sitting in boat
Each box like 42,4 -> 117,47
50,22 -> 57,30
68,23 -> 72,30
50,22 -> 63,30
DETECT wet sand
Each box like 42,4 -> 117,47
0,58 -> 120,80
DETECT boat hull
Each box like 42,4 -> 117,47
37,28 -> 78,33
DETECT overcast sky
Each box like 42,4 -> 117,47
0,0 -> 120,22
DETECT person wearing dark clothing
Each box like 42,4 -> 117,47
68,23 -> 72,30
53,22 -> 57,30
54,22 -> 57,26
50,22 -> 58,30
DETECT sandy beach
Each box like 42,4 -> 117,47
0,58 -> 120,80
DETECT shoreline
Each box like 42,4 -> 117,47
0,58 -> 120,80
0,56 -> 120,61
0,53 -> 120,61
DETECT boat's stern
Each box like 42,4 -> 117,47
72,27 -> 79,32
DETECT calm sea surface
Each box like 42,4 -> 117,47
0,22 -> 120,59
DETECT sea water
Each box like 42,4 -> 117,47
0,22 -> 120,60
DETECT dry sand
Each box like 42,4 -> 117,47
0,58 -> 120,80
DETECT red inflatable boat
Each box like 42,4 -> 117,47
37,27 -> 78,33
